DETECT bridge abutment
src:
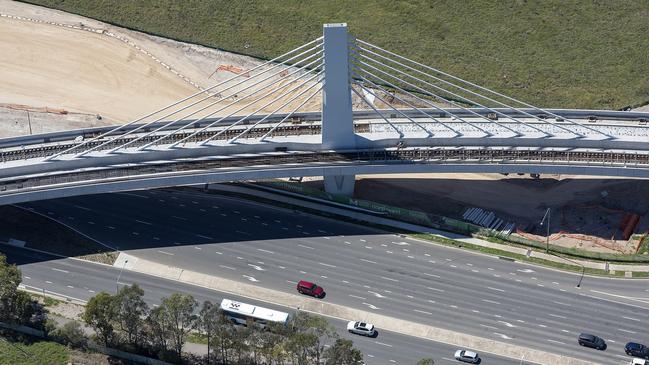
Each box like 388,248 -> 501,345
324,174 -> 355,197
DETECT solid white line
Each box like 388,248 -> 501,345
349,295 -> 367,300
51,268 -> 69,274
74,205 -> 91,211
427,287 -> 444,292
547,339 -> 566,345
423,273 -> 440,278
360,258 -> 377,264
623,316 -> 641,322
219,265 -> 236,270
618,328 -> 636,334
479,324 -> 498,330
319,262 -> 337,268
548,314 -> 566,319
552,301 -> 571,307
135,219 -> 152,225
157,250 -> 174,256
298,244 -> 314,250
374,341 -> 392,348
196,234 -> 213,240
257,249 -> 275,254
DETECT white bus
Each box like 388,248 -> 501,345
220,299 -> 290,327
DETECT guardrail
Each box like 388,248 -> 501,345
2,149 -> 649,196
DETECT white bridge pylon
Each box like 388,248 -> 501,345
43,23 -> 616,164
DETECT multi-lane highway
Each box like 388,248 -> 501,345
4,245 -> 521,365
18,189 -> 649,365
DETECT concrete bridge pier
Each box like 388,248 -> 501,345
321,23 -> 356,197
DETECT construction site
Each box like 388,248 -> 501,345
1,0 -> 648,256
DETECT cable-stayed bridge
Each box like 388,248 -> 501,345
0,23 -> 648,204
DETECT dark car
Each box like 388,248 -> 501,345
626,342 -> 649,359
296,280 -> 325,298
578,333 -> 607,350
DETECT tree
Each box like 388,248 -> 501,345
157,293 -> 198,360
289,311 -> 336,364
52,321 -> 88,349
115,284 -> 148,346
83,292 -> 118,346
0,253 -> 26,323
416,359 -> 435,365
145,306 -> 171,354
324,338 -> 363,365
212,313 -> 236,364
199,300 -> 220,364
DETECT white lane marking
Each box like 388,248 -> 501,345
428,260 -> 436,264
257,249 -> 275,254
374,341 -> 392,348
362,302 -> 380,310
517,269 -> 534,273
407,255 -> 415,259
386,251 -> 393,254
317,229 -> 327,233
552,301 -> 571,307
172,215 -> 188,221
214,251 -> 223,255
407,295 -> 414,299
67,285 -> 74,288
480,324 -> 498,330
367,291 -> 385,298
235,230 -> 251,236
561,329 -> 570,333
466,263 -> 473,266
471,269 -> 480,273
497,321 -> 516,328
253,215 -> 260,219
302,232 -> 310,235
318,262 -> 337,268
472,310 -> 480,313
45,280 -> 53,284
296,224 -> 302,228
157,250 -> 174,256
618,328 -> 637,334
380,276 -> 399,282
89,290 -> 95,293
51,268 -> 69,274
242,275 -> 258,282
342,280 -> 350,284
487,286 -> 505,292
623,316 -> 641,322
589,289 -> 649,304
548,314 -> 566,319
286,280 -> 297,284
537,283 -> 544,287
363,285 -> 371,289
494,332 -> 512,340
428,300 -> 436,304
278,266 -> 286,269
427,287 -> 445,292
247,264 -> 265,271
493,314 -> 502,318
360,258 -> 377,264
403,249 -> 410,252
107,226 -> 115,229
538,324 -> 547,328
349,295 -> 367,300
547,339 -> 566,345
298,244 -> 314,250
359,239 -> 367,242
87,221 -> 95,225
481,299 -> 500,305
364,246 -> 373,250
423,273 -> 440,278
233,210 -> 240,214
135,219 -> 152,225
219,265 -> 236,270
74,205 -> 91,211
367,355 -> 375,358
24,276 -> 31,280
194,247 -> 202,250
344,241 -> 351,245
449,264 -> 457,268
424,253 -> 431,257
487,267 -> 494,270
449,305 -> 458,309
516,320 -> 525,323
153,237 -> 160,241
493,274 -> 501,278
200,209 -> 206,212
552,282 -> 560,285
392,241 -> 409,246
196,234 -> 213,240
414,309 -> 432,315
132,231 -> 139,235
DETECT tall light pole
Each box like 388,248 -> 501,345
116,259 -> 128,293
540,208 -> 551,253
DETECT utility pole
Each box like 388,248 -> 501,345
116,259 -> 128,293
540,208 -> 551,253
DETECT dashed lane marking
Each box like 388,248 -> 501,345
349,295 -> 367,300
374,341 -> 392,347
380,276 -> 399,282
157,250 -> 174,256
172,215 -> 188,221
481,299 -> 500,305
135,220 -> 152,225
298,244 -> 314,250
257,249 -> 275,254
547,339 -> 566,345
360,258 -> 377,264
219,265 -> 236,270
51,268 -> 69,274
414,309 -> 432,315
319,262 -> 337,268
487,287 -> 505,292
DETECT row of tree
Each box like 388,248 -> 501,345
82,283 -> 364,364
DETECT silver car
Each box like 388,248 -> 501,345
454,349 -> 480,363
346,321 -> 376,337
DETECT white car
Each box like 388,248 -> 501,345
454,349 -> 480,363
631,359 -> 649,365
347,321 -> 376,336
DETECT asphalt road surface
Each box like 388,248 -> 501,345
19,189 -> 649,365
3,245 -> 523,365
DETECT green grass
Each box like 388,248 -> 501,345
20,0 -> 649,110
637,235 -> 649,255
186,332 -> 208,345
0,337 -> 69,365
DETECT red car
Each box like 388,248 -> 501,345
297,280 -> 325,298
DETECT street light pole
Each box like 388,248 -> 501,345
116,259 -> 128,293
540,208 -> 551,253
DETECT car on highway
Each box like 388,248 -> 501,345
578,333 -> 607,350
454,349 -> 480,363
347,321 -> 376,337
626,342 -> 649,359
630,358 -> 649,365
296,280 -> 325,298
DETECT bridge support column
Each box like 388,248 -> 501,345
324,174 -> 355,197
321,24 -> 356,196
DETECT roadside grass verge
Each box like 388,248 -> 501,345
0,335 -> 69,365
19,0 -> 649,110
